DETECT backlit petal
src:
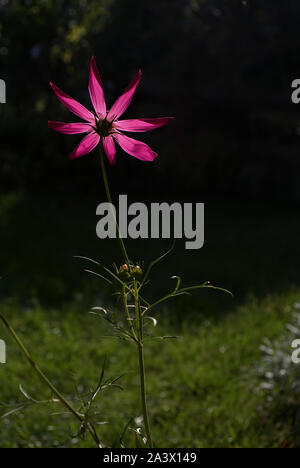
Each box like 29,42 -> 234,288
114,117 -> 174,132
114,133 -> 157,161
69,131 -> 100,159
102,136 -> 116,165
50,82 -> 94,122
48,121 -> 92,134
89,57 -> 106,118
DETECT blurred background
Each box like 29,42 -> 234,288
0,0 -> 300,448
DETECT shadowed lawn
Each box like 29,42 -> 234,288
0,191 -> 299,447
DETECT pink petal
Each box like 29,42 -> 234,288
50,82 -> 94,122
102,136 -> 116,165
114,117 -> 174,133
69,131 -> 100,159
114,133 -> 158,162
89,57 -> 106,118
107,70 -> 142,121
48,121 -> 92,135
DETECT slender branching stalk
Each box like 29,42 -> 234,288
99,143 -> 130,265
133,279 -> 153,448
99,145 -> 153,447
122,284 -> 138,342
0,313 -> 101,447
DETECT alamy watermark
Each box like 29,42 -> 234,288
0,339 -> 6,364
0,79 -> 6,103
0,79 -> 6,362
291,339 -> 300,364
96,196 -> 204,250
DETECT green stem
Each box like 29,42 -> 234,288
99,143 -> 153,447
133,280 -> 153,448
99,143 -> 130,265
122,285 -> 138,342
0,313 -> 100,447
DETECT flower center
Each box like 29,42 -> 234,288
94,116 -> 114,137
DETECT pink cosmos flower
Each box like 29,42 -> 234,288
48,57 -> 173,165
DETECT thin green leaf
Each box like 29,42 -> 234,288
144,316 -> 158,327
74,256 -> 100,266
75,256 -> 128,289
1,405 -> 26,419
139,241 -> 176,289
171,275 -> 181,293
19,384 -> 36,402
180,284 -> 233,297
120,417 -> 133,448
84,269 -> 112,285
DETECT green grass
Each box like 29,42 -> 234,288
0,191 -> 299,448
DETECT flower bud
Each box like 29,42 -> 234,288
132,265 -> 143,279
119,264 -> 130,281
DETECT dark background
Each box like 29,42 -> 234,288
1,0 -> 300,449
1,0 -> 300,201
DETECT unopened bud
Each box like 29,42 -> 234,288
132,265 -> 143,279
119,264 -> 130,281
